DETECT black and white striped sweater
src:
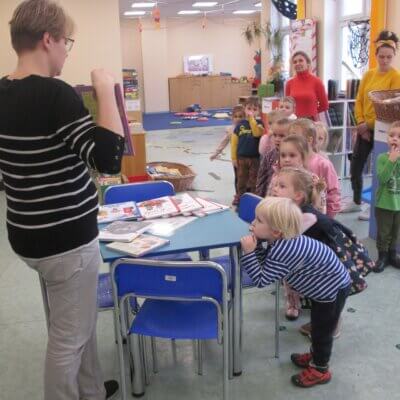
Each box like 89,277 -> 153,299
0,75 -> 124,258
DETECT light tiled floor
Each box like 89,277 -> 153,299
1,126 -> 399,400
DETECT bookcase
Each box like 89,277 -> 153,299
322,99 -> 357,179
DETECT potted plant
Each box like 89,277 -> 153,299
243,22 -> 285,95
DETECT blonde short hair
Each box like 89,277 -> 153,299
9,0 -> 74,53
314,121 -> 329,152
289,118 -> 317,151
256,197 -> 302,239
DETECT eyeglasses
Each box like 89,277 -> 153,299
64,37 -> 75,52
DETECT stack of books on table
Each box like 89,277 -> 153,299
98,193 -> 230,257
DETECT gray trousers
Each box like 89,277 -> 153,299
23,240 -> 106,400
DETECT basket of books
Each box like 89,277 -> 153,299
147,162 -> 196,192
369,89 -> 400,122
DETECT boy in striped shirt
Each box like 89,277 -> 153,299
240,197 -> 351,388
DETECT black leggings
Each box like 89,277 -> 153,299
350,132 -> 373,204
311,285 -> 351,367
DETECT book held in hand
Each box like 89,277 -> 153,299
99,220 -> 154,242
137,196 -> 180,219
97,201 -> 141,223
106,234 -> 170,257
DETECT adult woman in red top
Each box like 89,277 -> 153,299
285,51 -> 329,120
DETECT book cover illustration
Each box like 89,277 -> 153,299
193,197 -> 229,217
137,196 -> 180,219
99,220 -> 153,242
74,83 -> 134,155
106,234 -> 170,257
98,201 -> 141,223
173,193 -> 202,215
145,216 -> 197,237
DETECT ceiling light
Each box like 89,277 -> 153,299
254,2 -> 262,7
124,11 -> 146,16
233,10 -> 256,14
131,2 -> 155,7
192,2 -> 218,7
178,10 -> 201,14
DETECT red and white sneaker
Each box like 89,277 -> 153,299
290,352 -> 312,368
291,366 -> 332,388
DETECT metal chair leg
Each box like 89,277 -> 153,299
197,340 -> 203,375
140,336 -> 150,385
130,334 -> 145,397
274,281 -> 280,359
151,337 -> 158,373
228,307 -> 233,380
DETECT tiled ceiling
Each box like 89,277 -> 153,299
119,0 -> 262,18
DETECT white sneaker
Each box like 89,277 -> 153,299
358,206 -> 370,221
340,201 -> 362,213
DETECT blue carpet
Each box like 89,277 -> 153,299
143,108 -> 232,131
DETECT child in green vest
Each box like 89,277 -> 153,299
374,121 -> 400,272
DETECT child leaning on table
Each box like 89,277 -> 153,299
240,197 -> 351,388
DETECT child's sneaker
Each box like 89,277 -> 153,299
291,366 -> 332,388
290,352 -> 312,368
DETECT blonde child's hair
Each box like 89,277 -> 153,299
389,121 -> 400,131
280,134 -> 309,164
279,96 -> 296,111
314,121 -> 329,152
273,117 -> 291,127
232,104 -> 245,119
289,118 -> 317,151
279,167 -> 326,207
256,197 -> 302,239
267,110 -> 286,125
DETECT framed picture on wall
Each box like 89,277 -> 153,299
183,54 -> 213,75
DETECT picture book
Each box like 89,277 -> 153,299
137,196 -> 180,219
106,234 -> 170,257
173,193 -> 202,215
97,201 -> 141,223
99,220 -> 154,242
192,197 -> 229,217
145,216 -> 197,237
74,83 -> 134,155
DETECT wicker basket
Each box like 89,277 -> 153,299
147,162 -> 196,192
368,89 -> 400,122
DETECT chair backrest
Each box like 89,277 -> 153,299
238,193 -> 262,223
104,181 -> 175,204
111,258 -> 227,303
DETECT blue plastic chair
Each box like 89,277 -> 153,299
111,258 -> 230,400
98,180 -> 192,312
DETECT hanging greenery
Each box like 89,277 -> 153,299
243,22 -> 285,85
271,0 -> 297,20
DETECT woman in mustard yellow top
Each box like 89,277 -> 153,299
342,31 -> 400,217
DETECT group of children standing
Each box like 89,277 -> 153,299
211,95 -> 400,388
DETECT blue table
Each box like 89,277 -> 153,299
100,210 -> 250,380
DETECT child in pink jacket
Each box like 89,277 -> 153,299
289,119 -> 341,217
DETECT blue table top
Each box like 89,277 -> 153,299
100,210 -> 250,263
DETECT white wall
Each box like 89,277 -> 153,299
120,15 -> 260,112
0,0 -> 123,85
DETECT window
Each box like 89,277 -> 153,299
339,0 -> 371,90
270,0 -> 297,78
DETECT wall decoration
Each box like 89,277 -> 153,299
271,0 -> 297,20
289,18 -> 317,74
348,20 -> 370,69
